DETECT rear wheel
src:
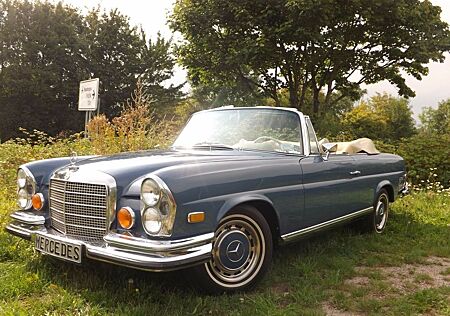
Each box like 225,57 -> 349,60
193,205 -> 273,293
358,189 -> 390,233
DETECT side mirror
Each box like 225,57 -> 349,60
321,143 -> 337,161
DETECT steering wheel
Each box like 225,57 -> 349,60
253,136 -> 283,146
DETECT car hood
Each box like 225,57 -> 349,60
70,149 -> 278,196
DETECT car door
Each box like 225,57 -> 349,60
299,154 -> 360,228
298,117 -> 362,229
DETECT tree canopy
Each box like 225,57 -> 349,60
170,0 -> 450,114
342,93 -> 415,141
0,0 -> 182,140
419,99 -> 450,135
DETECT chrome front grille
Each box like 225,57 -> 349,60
49,179 -> 108,239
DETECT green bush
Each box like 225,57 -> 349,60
396,133 -> 450,188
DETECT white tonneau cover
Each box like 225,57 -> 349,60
335,138 -> 380,154
319,138 -> 380,155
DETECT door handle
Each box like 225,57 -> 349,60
349,170 -> 361,176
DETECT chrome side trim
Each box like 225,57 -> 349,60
281,207 -> 373,242
10,211 -> 45,225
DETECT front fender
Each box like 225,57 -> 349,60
216,194 -> 278,224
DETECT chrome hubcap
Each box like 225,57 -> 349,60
205,214 -> 265,288
375,194 -> 388,232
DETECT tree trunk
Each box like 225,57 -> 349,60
313,87 -> 320,114
274,93 -> 281,107
289,86 -> 299,109
299,81 -> 307,110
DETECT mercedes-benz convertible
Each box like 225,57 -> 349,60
7,106 -> 407,292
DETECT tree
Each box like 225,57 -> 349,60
84,9 -> 183,117
342,93 -> 415,141
0,1 -> 182,140
170,0 -> 450,114
0,0 -> 88,139
369,93 -> 416,140
419,99 -> 450,135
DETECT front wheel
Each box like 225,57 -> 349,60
193,205 -> 273,293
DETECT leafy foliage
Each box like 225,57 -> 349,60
170,0 -> 450,114
86,82 -> 178,155
396,133 -> 450,188
0,84 -> 181,195
342,93 -> 416,141
419,99 -> 450,135
0,0 -> 182,140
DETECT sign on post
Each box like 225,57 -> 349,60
78,78 -> 99,111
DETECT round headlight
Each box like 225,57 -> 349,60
141,179 -> 161,206
17,169 -> 27,188
159,195 -> 170,216
17,188 -> 30,209
142,207 -> 162,234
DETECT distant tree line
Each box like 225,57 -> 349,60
0,0 -> 182,140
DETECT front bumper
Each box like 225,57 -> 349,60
6,211 -> 213,272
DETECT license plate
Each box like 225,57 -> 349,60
35,234 -> 82,263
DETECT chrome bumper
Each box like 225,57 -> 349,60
6,211 -> 213,271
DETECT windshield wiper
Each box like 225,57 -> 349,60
191,142 -> 235,150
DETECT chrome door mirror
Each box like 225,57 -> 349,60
321,143 -> 337,161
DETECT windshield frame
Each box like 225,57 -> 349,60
172,107 -> 306,156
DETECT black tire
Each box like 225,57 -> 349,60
192,205 -> 273,294
358,189 -> 390,234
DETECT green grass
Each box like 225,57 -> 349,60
0,140 -> 449,316
0,191 -> 448,315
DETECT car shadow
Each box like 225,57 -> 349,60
27,210 -> 449,306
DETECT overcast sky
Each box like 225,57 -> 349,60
58,0 -> 450,120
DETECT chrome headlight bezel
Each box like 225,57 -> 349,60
141,178 -> 161,207
16,167 -> 36,210
140,175 -> 177,237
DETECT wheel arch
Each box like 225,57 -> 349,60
216,196 -> 281,243
375,180 -> 395,203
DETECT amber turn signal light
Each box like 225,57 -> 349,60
118,207 -> 135,229
188,212 -> 205,223
31,193 -> 44,211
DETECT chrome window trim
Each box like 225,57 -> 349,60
175,106 -> 307,156
281,207 -> 373,242
298,112 -> 309,156
304,116 -> 320,156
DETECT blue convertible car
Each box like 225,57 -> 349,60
7,107 -> 407,292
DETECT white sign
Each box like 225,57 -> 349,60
78,78 -> 99,111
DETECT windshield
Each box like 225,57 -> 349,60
173,108 -> 303,154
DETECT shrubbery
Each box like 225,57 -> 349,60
0,85 -> 182,198
1,88 -> 449,190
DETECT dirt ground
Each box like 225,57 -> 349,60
323,256 -> 450,315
